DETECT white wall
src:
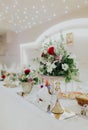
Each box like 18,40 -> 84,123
0,31 -> 20,68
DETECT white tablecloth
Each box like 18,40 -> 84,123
0,82 -> 88,130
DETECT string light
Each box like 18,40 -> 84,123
84,0 -> 88,4
0,0 -> 87,33
77,4 -> 80,8
63,0 -> 66,2
65,10 -> 68,14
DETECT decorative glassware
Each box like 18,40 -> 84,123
39,74 -> 64,114
21,82 -> 34,94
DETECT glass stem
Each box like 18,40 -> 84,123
65,82 -> 67,95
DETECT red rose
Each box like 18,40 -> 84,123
2,75 -> 6,79
24,69 -> 30,75
48,46 -> 55,55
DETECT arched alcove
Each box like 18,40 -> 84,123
36,18 -> 88,42
21,18 -> 88,81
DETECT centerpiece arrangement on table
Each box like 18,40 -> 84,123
18,67 -> 38,94
37,34 -> 79,114
3,72 -> 18,87
38,34 -> 79,83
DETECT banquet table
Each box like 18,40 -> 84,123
0,81 -> 88,130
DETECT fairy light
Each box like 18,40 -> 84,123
0,0 -> 87,32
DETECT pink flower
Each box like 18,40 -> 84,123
55,55 -> 62,62
48,46 -> 55,55
28,78 -> 33,83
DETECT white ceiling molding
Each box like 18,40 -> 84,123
36,18 -> 88,43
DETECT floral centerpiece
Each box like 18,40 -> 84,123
18,67 -> 38,94
7,73 -> 17,81
1,70 -> 7,80
38,34 -> 79,82
18,68 -> 38,84
3,72 -> 18,87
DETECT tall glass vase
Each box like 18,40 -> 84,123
39,75 -> 64,114
39,75 -> 64,93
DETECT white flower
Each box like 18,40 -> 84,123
62,63 -> 68,71
68,54 -> 76,60
40,57 -> 46,64
43,49 -> 47,54
46,61 -> 51,67
40,64 -> 44,69
75,61 -> 79,69
46,62 -> 56,73
26,75 -> 29,78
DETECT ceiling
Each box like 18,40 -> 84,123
0,0 -> 88,33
